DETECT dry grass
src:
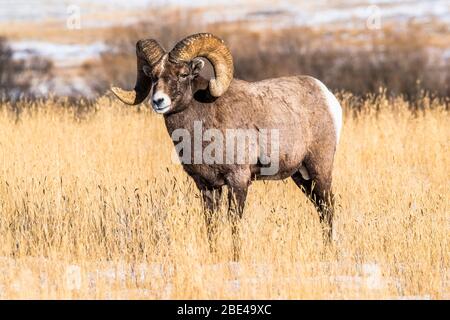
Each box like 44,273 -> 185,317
0,94 -> 448,299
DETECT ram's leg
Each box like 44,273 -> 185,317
226,170 -> 250,261
197,185 -> 223,253
292,163 -> 335,243
202,187 -> 223,215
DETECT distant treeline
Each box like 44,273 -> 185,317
97,18 -> 449,106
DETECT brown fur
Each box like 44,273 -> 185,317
115,50 -> 339,260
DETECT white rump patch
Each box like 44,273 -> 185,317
299,165 -> 310,180
314,79 -> 343,143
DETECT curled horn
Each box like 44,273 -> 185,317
169,33 -> 233,97
111,39 -> 165,105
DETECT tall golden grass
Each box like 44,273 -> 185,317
0,94 -> 448,299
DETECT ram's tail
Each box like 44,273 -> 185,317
313,79 -> 343,144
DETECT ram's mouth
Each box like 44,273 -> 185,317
153,105 -> 171,114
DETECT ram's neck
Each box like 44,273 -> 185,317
163,76 -> 212,137
162,76 -> 250,139
191,76 -> 218,103
193,76 -> 209,92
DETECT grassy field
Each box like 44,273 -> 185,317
0,94 -> 448,299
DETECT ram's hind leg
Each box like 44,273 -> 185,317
291,163 -> 335,242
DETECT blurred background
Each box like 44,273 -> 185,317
0,0 -> 449,102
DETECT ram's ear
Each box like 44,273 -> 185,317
190,58 -> 205,76
142,65 -> 152,77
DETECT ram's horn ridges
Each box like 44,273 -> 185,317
111,39 -> 165,105
169,33 -> 233,97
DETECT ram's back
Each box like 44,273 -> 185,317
216,75 -> 339,148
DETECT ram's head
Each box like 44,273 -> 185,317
111,33 -> 234,114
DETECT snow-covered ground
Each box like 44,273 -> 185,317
1,0 -> 449,25
11,41 -> 108,68
6,0 -> 449,67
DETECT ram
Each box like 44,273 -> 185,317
112,33 -> 342,259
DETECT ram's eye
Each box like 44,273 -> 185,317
180,73 -> 189,79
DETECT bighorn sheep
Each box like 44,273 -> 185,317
111,33 -> 342,258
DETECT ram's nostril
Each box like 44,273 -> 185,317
153,98 -> 164,106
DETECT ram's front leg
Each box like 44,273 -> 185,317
201,187 -> 223,253
226,169 -> 250,261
